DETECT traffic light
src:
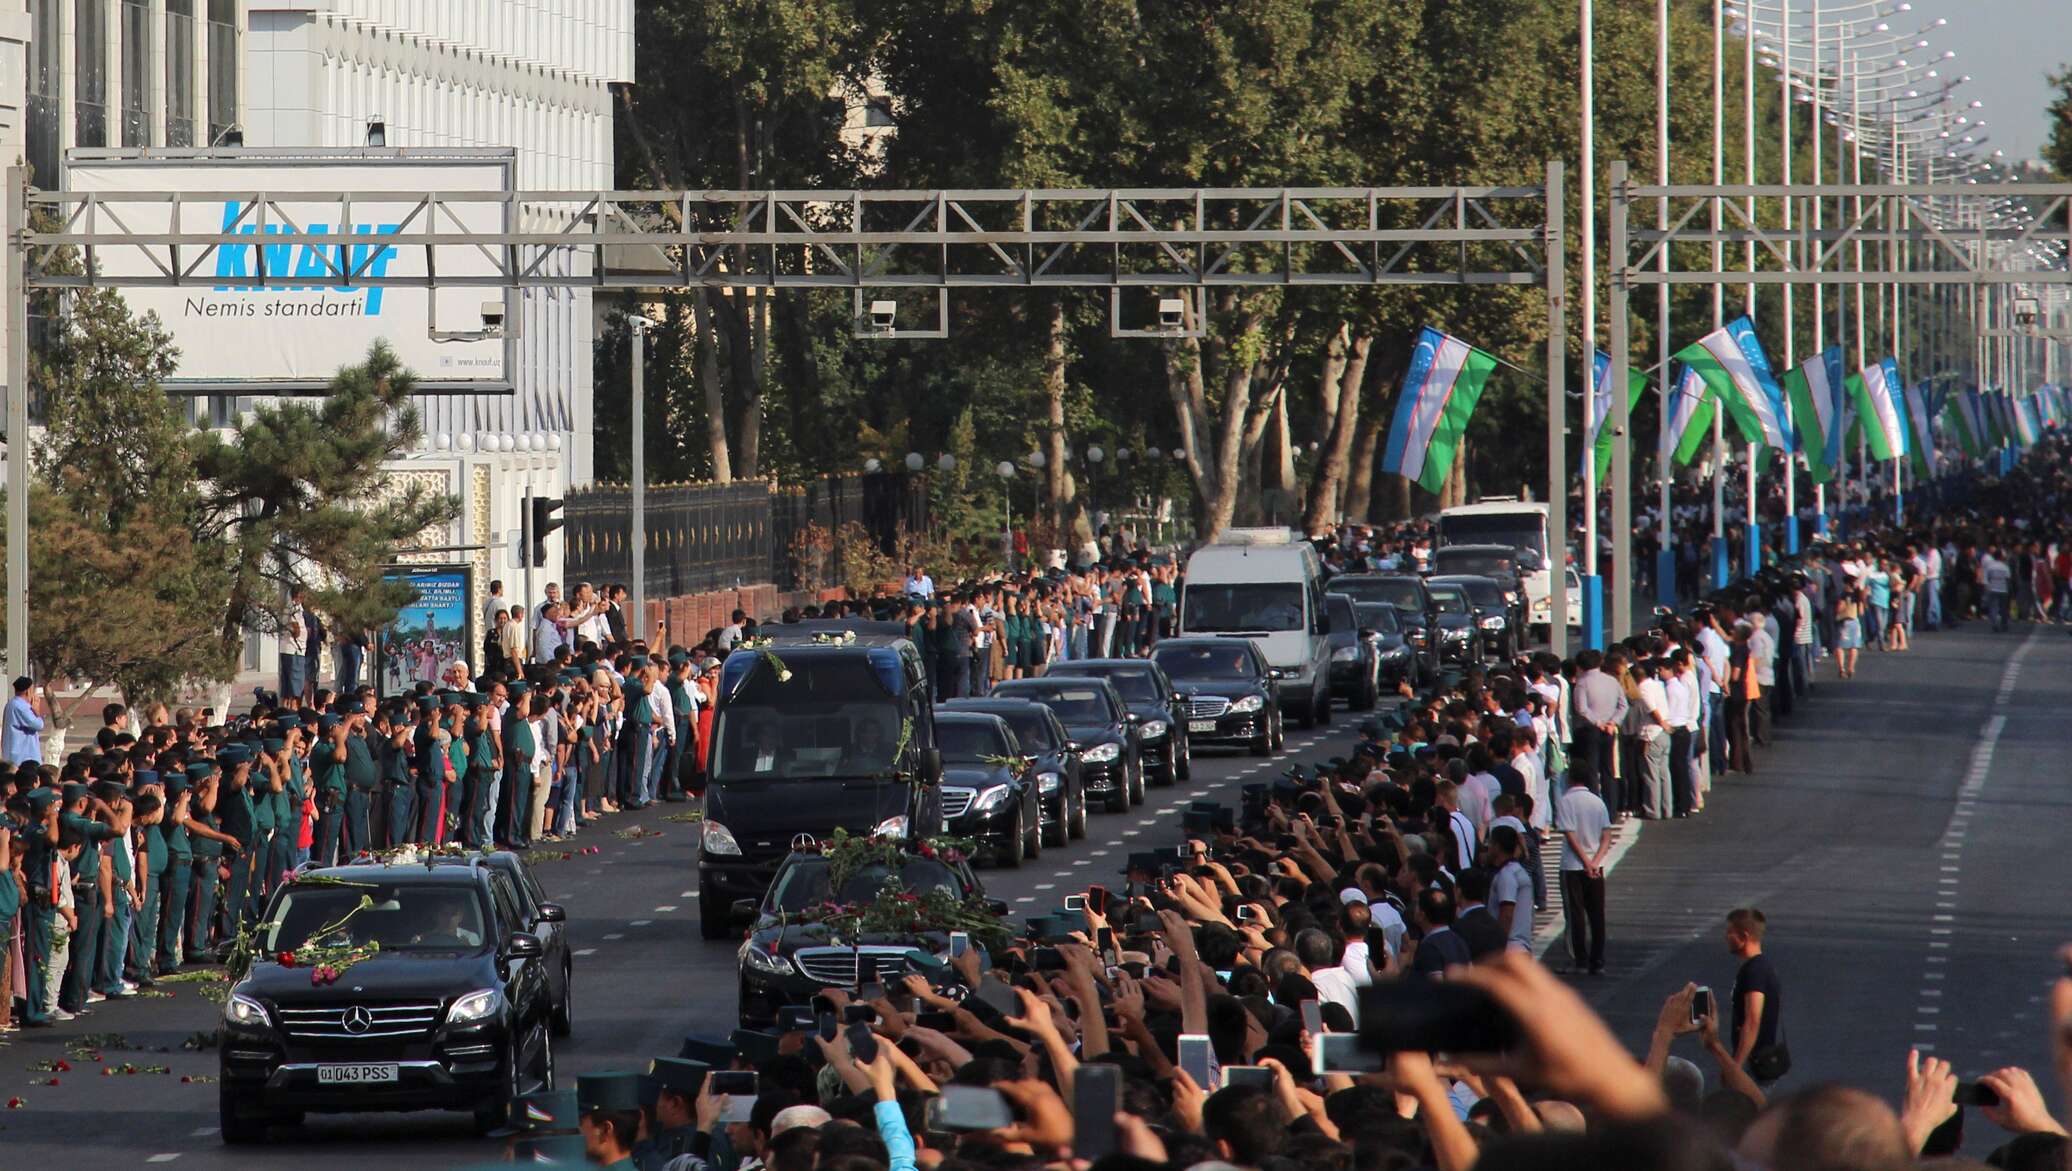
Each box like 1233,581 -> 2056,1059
530,496 -> 564,568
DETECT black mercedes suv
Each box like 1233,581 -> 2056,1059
217,860 -> 557,1142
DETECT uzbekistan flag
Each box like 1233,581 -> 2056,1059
1942,391 -> 1982,457
1852,358 -> 1906,461
2012,395 -> 2041,448
1902,383 -> 1936,476
1662,363 -> 1717,467
1589,351 -> 1647,481
1675,317 -> 1789,450
1782,346 -> 1845,483
1382,326 -> 1498,494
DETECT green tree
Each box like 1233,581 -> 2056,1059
191,342 -> 456,656
2049,66 -> 2072,177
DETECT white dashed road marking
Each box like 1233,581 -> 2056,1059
575,948 -> 597,957
655,905 -> 677,913
603,933 -> 624,941
631,920 -> 652,927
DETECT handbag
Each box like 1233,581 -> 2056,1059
1747,1021 -> 1792,1082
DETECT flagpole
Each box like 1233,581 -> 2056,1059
1609,160 -> 1634,643
1711,0 -> 1729,589
1655,0 -> 1675,608
1851,50 -> 1868,533
1809,0 -> 1826,539
1580,0 -> 1604,649
1743,0 -> 1760,577
1779,0 -> 1798,557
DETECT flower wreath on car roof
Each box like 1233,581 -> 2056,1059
779,828 -> 1010,953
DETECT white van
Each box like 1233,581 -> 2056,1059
1437,500 -> 1555,637
1179,528 -> 1333,728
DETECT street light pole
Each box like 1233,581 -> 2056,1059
1655,0 -> 1675,609
1580,0 -> 1602,647
1712,0 -> 1728,589
628,315 -> 655,643
1779,1 -> 1798,556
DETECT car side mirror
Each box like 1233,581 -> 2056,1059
506,932 -> 544,960
1065,741 -> 1083,753
985,899 -> 1010,916
536,902 -> 566,923
1172,693 -> 1187,706
731,898 -> 760,922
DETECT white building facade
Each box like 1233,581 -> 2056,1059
18,0 -> 634,674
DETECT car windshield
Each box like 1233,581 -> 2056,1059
1447,579 -> 1506,606
1152,644 -> 1257,681
1054,667 -> 1162,706
1331,578 -> 1424,610
263,883 -> 489,954
768,858 -> 965,912
1355,603 -> 1401,633
711,655 -> 910,781
1434,551 -> 1517,577
1437,514 -> 1545,557
999,685 -> 1116,723
995,710 -> 1058,750
1429,586 -> 1470,614
1182,583 -> 1305,632
936,719 -> 1016,762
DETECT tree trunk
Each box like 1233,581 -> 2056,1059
732,291 -> 767,480
1043,300 -> 1079,537
1313,322 -> 1350,448
1303,331 -> 1373,533
696,290 -> 733,483
1344,407 -> 1384,525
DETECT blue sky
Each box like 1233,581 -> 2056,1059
1901,0 -> 2059,163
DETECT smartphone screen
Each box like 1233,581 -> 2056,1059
1033,947 -> 1067,971
1316,1032 -> 1388,1074
1953,1082 -> 2002,1108
929,1086 -> 1016,1132
816,1010 -> 839,1043
949,931 -> 970,959
1690,987 -> 1713,1025
1177,1033 -> 1215,1090
1063,893 -> 1088,911
845,1021 -> 880,1065
1358,983 -> 1520,1054
1220,1065 -> 1274,1090
1096,927 -> 1116,962
1300,998 -> 1324,1036
1086,886 -> 1111,916
710,1071 -> 757,1097
1073,1064 -> 1123,1160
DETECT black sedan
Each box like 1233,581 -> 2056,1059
735,850 -> 1004,1029
1424,580 -> 1485,663
989,677 -> 1145,812
1429,573 -> 1516,658
939,698 -> 1087,847
1323,592 -> 1379,711
932,712 -> 1043,867
1354,602 -> 1420,688
1328,574 -> 1440,680
1149,637 -> 1283,757
1039,659 -> 1191,785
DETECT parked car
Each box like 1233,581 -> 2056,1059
1327,575 -> 1439,681
989,677 -> 1145,812
1038,658 -> 1191,784
218,860 -> 558,1142
939,698 -> 1087,847
932,712 -> 1044,867
1353,601 -> 1420,687
1429,573 -> 1518,658
735,848 -> 1004,1029
1424,580 -> 1485,663
1148,636 -> 1283,757
1322,592 -> 1380,711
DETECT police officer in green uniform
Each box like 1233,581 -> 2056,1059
500,685 -> 536,849
377,706 -> 416,848
578,1071 -> 646,1169
216,750 -> 260,937
663,654 -> 694,803
129,783 -> 166,988
311,714 -> 349,866
91,780 -> 138,998
183,762 -> 233,962
17,788 -> 60,1025
153,773 -> 192,971
637,1057 -> 709,1171
276,719 -> 307,876
56,782 -> 117,1014
342,710 -> 380,855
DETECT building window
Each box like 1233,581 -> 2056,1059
120,0 -> 151,146
75,0 -> 108,149
26,0 -> 59,183
207,0 -> 237,145
166,0 -> 195,146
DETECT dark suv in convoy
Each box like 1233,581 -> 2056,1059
938,698 -> 1087,847
1038,659 -> 1191,785
1149,637 -> 1283,757
218,860 -> 558,1142
736,849 -> 1005,1029
1322,592 -> 1380,711
932,712 -> 1043,867
427,851 -> 573,1036
988,677 -> 1145,812
1328,575 -> 1439,681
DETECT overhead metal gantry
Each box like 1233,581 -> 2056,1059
2,162 -> 1574,677
1600,165 -> 2072,639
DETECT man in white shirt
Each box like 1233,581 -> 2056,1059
1697,610 -> 1731,772
1635,658 -> 1674,819
1743,608 -> 1776,748
1436,779 -> 1477,873
903,566 -> 935,599
1458,751 -> 1499,835
716,609 -> 749,652
1665,650 -> 1701,817
532,602 -> 567,664
1487,825 -> 1537,952
1555,772 -> 1612,975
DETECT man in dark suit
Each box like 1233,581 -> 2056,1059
1452,868 -> 1508,960
1409,887 -> 1473,978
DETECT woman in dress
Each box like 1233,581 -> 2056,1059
1834,585 -> 1863,679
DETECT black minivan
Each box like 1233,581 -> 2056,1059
697,623 -> 945,940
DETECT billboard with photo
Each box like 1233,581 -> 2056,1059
377,566 -> 475,697
62,151 -> 512,388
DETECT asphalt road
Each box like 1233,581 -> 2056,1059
0,711 -> 1356,1169
8,619 -> 2059,1167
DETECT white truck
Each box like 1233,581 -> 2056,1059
1435,500 -> 1569,640
1179,528 -> 1334,728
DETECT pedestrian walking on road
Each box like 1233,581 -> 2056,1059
1727,907 -> 1788,1085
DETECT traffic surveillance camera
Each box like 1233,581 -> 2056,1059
868,299 -> 898,332
1157,297 -> 1186,331
480,301 -> 506,334
628,314 -> 656,332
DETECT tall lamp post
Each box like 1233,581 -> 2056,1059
627,314 -> 655,642
996,461 -> 1017,572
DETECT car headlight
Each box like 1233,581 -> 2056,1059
1332,646 -> 1361,662
224,993 -> 268,1028
1081,741 -> 1121,763
1504,591 -> 1518,603
1036,771 -> 1062,793
972,785 -> 1012,812
702,820 -> 742,856
739,939 -> 795,976
1480,615 -> 1505,629
1443,628 -> 1470,640
1139,719 -> 1168,739
874,815 -> 909,840
1229,694 -> 1265,713
1406,628 -> 1427,643
1381,646 -> 1411,659
1268,667 -> 1290,679
447,988 -> 505,1025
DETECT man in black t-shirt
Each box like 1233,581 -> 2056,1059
1727,906 -> 1783,1080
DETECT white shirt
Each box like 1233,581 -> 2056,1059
1697,627 -> 1729,693
1635,677 -> 1671,740
1310,964 -> 1361,1023
1555,785 -> 1611,871
1445,808 -> 1477,871
1491,860 -> 1536,951
647,684 -> 674,743
1664,672 -> 1700,730
1340,939 -> 1375,987
1459,772 -> 1497,832
531,617 -> 566,664
717,623 -> 746,651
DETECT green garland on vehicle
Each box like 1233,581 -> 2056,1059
793,828 -> 1009,953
